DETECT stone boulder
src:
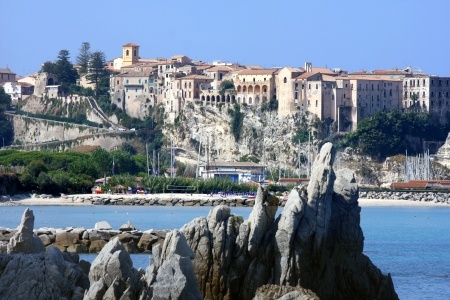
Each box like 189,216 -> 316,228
146,229 -> 202,300
6,208 -> 45,254
84,237 -> 146,299
94,221 -> 112,230
177,142 -> 398,300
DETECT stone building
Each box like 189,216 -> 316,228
0,68 -> 16,84
403,75 -> 450,123
235,69 -> 277,106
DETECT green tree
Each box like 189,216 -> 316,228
231,104 -> 244,142
91,148 -> 112,182
0,88 -> 13,146
86,51 -> 108,98
55,50 -> 78,86
76,42 -> 91,74
219,80 -> 235,96
41,61 -> 56,74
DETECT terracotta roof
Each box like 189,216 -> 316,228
117,71 -> 151,77
0,68 -> 15,75
238,69 -> 277,76
279,178 -> 310,183
180,74 -> 212,80
391,180 -> 450,189
123,43 -> 139,47
204,66 -> 233,72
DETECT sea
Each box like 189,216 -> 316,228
1,205 -> 449,300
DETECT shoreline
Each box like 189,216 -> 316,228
1,193 -> 449,207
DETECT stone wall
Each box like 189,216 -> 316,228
360,190 -> 450,204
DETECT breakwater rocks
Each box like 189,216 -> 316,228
66,194 -> 266,207
0,220 -> 166,254
361,190 -> 450,204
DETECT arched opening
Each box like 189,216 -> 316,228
226,95 -> 230,102
429,143 -> 438,154
237,85 -> 242,93
126,50 -> 129,56
211,95 -> 215,102
231,95 -> 236,103
283,77 -> 287,83
248,86 -> 254,93
243,86 -> 247,93
201,95 -> 205,101
249,97 -> 253,104
222,95 -> 226,102
243,97 -> 246,104
47,78 -> 54,85
262,85 -> 268,93
207,95 -> 210,101
255,96 -> 260,104
254,85 -> 261,93
237,97 -> 241,104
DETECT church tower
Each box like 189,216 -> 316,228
122,43 -> 140,66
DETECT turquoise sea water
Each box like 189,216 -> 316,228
1,205 -> 449,299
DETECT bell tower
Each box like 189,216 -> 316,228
122,43 -> 140,66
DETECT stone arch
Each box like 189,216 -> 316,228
237,85 -> 242,93
283,77 -> 287,83
231,95 -> 236,103
222,95 -> 226,102
211,95 -> 215,102
243,97 -> 246,103
248,86 -> 254,93
243,86 -> 247,93
201,95 -> 205,101
255,96 -> 260,104
47,78 -> 54,85
249,97 -> 253,104
237,97 -> 241,103
207,95 -> 210,101
226,95 -> 230,102
254,85 -> 261,93
262,85 -> 268,93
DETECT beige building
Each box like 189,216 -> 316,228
235,69 -> 277,105
403,75 -> 450,123
122,43 -> 140,67
0,68 -> 16,84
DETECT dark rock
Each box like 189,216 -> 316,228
7,208 -> 45,254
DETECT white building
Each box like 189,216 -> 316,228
198,161 -> 265,183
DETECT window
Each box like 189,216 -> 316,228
332,94 -> 334,100
126,50 -> 129,56
139,79 -> 141,84
307,100 -> 310,107
283,77 -> 287,83
315,100 -> 318,107
117,80 -> 119,84
431,91 -> 434,97
189,82 -> 191,88
253,78 -> 256,83
315,84 -> 318,89
126,79 -> 129,84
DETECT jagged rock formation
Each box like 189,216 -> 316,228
0,208 -> 89,300
84,237 -> 146,299
6,208 -> 45,254
146,230 -> 203,300
179,142 -> 398,300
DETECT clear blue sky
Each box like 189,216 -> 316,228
2,0 -> 450,76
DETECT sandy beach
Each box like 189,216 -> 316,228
1,193 -> 449,207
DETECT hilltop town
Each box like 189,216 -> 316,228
2,42 -> 450,187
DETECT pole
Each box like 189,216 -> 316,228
153,150 -> 156,176
157,152 -> 160,176
196,131 -> 202,178
146,143 -> 149,176
298,140 -> 301,179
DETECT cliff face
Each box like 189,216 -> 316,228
166,103 -> 325,174
177,142 -> 398,300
